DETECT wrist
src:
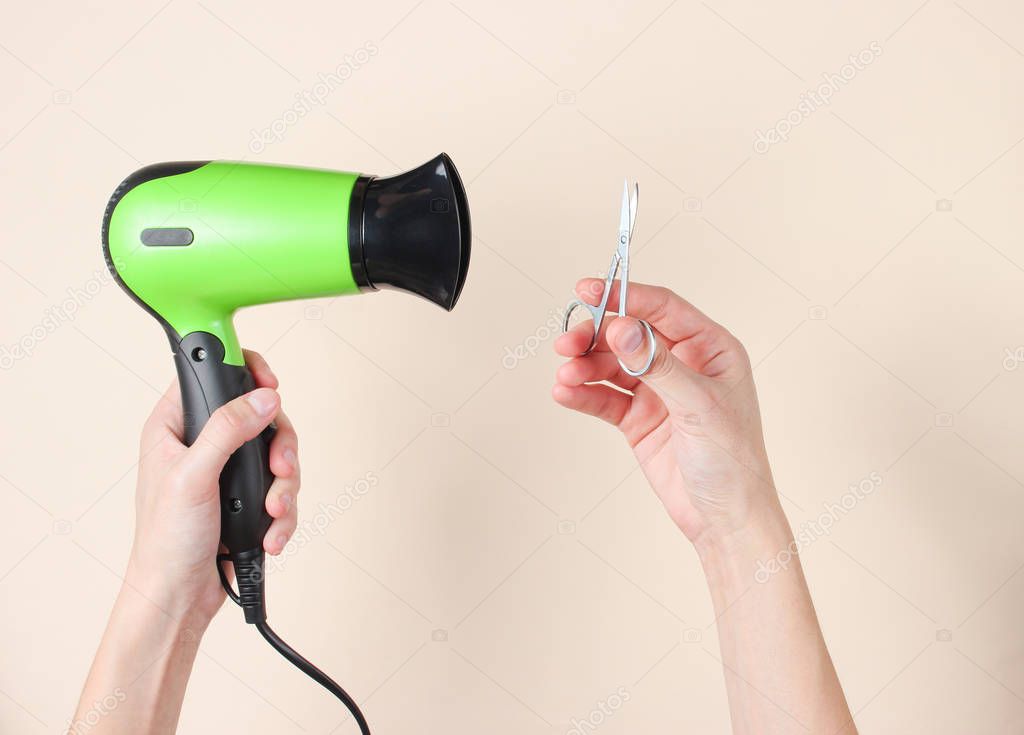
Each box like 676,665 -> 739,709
693,496 -> 795,589
111,578 -> 209,652
123,557 -> 217,633
75,571 -> 206,733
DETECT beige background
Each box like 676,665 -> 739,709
1,0 -> 1023,732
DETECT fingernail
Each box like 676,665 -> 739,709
277,535 -> 288,550
280,494 -> 292,511
617,321 -> 643,354
246,389 -> 277,416
283,447 -> 297,468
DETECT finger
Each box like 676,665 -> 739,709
607,316 -> 709,411
556,312 -> 674,364
244,349 -> 279,390
268,409 -> 299,479
265,471 -> 299,520
264,505 -> 298,555
552,382 -> 631,427
554,327 -> 593,357
575,278 -> 720,343
141,380 -> 186,450
556,351 -> 641,391
553,314 -> 610,357
185,388 -> 280,477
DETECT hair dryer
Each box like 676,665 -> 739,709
102,154 -> 471,733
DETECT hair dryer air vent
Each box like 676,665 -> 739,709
348,153 -> 471,311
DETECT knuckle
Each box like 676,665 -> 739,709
282,473 -> 301,495
645,342 -> 675,380
200,403 -> 253,456
194,433 -> 232,463
214,402 -> 249,432
273,417 -> 298,452
735,341 -> 751,366
279,423 -> 298,447
723,330 -> 750,365
649,286 -> 673,323
700,325 -> 727,348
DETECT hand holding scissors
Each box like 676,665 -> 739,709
561,180 -> 657,377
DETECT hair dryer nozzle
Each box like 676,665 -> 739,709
349,153 -> 471,311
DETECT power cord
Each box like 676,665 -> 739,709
217,553 -> 371,734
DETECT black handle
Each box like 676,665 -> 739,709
171,330 -> 274,557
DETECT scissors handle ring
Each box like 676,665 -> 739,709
618,319 -> 657,377
562,299 -> 603,355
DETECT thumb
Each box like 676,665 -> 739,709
607,317 -> 707,410
185,388 -> 279,478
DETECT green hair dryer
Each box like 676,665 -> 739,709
102,154 -> 471,732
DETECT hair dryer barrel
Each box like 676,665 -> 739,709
103,153 -> 470,367
348,153 -> 471,311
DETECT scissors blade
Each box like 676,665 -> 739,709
619,180 -> 639,242
617,179 -> 634,259
616,180 -> 639,315
629,182 -> 638,235
618,179 -> 631,238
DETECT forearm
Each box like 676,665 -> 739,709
696,498 -> 856,735
72,578 -> 207,734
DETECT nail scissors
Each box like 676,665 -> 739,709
561,179 -> 656,378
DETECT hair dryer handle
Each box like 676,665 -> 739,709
172,330 -> 274,557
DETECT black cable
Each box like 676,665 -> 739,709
255,619 -> 371,734
216,554 -> 241,606
219,552 -> 371,734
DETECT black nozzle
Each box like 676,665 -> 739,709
348,153 -> 471,311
